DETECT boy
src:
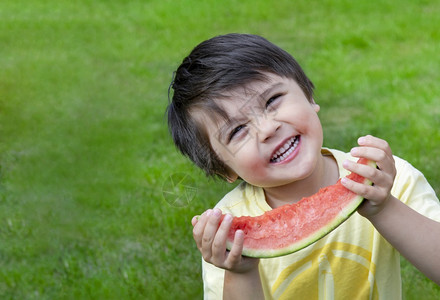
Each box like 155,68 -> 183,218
167,33 -> 440,299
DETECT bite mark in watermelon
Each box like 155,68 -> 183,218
222,158 -> 376,258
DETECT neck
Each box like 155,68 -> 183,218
263,154 -> 339,209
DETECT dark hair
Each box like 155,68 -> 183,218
167,33 -> 314,179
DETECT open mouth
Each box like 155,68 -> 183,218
270,136 -> 300,163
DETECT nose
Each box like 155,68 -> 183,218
256,116 -> 281,142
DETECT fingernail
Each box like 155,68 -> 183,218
358,137 -> 366,144
213,208 -> 221,217
350,148 -> 358,155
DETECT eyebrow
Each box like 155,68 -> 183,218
258,82 -> 284,100
216,82 -> 284,142
217,116 -> 244,143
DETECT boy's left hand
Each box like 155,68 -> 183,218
341,135 -> 397,218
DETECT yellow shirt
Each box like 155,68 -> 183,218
202,149 -> 440,299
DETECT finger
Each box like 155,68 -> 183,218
201,208 -> 223,260
341,176 -> 376,200
342,159 -> 393,202
225,230 -> 245,269
350,145 -> 387,162
343,159 -> 380,183
192,209 -> 212,250
350,146 -> 395,175
191,215 -> 199,227
357,135 -> 393,157
344,157 -> 395,190
342,176 -> 391,204
210,214 -> 233,265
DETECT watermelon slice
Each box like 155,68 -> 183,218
223,158 -> 375,258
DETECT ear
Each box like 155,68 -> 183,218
216,168 -> 238,183
311,98 -> 320,113
225,172 -> 239,183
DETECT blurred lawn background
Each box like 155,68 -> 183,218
0,0 -> 439,299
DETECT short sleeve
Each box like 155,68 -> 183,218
392,156 -> 440,222
202,259 -> 224,299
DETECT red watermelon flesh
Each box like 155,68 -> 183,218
222,158 -> 375,258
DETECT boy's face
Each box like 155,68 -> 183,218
198,73 -> 323,188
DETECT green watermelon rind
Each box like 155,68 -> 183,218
227,160 -> 376,258
238,194 -> 365,258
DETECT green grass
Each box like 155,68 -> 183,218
0,0 -> 439,299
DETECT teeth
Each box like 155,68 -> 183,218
270,137 -> 299,163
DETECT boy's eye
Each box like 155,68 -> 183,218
228,124 -> 246,142
265,94 -> 281,109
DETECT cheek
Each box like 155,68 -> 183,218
210,139 -> 232,166
311,114 -> 324,138
212,148 -> 233,167
296,110 -> 322,134
233,150 -> 267,177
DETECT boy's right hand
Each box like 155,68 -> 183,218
191,208 -> 260,273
